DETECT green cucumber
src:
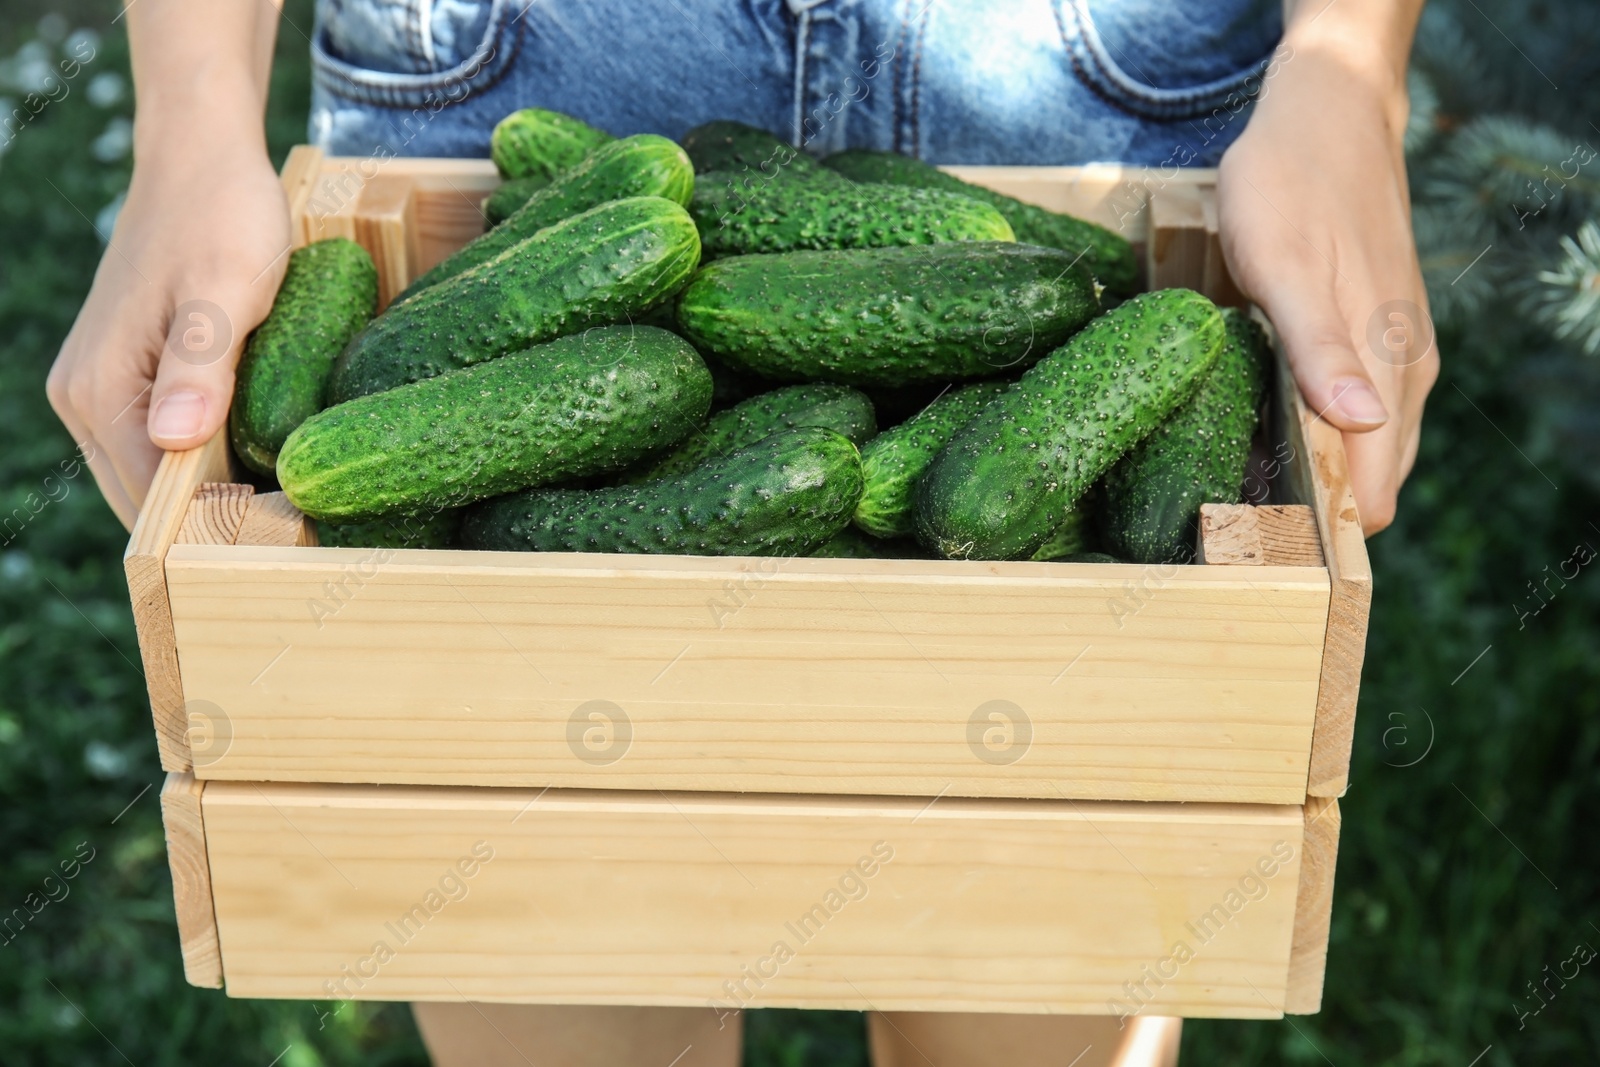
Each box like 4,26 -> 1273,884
316,509 -> 461,550
492,108 -> 613,180
1101,308 -> 1269,564
691,169 -> 1014,257
810,527 -> 926,559
484,174 -> 551,225
915,289 -> 1226,560
675,242 -> 1099,386
1030,493 -> 1099,562
229,238 -> 377,476
822,150 -> 1139,295
399,135 -> 695,301
461,427 -> 863,556
853,382 -> 1006,539
280,326 -> 711,522
1056,551 -> 1120,564
680,120 -> 818,177
327,197 -> 701,402
622,383 -> 876,483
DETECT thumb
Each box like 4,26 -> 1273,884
147,286 -> 266,451
1254,264 -> 1390,434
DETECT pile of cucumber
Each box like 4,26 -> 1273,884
232,108 -> 1266,564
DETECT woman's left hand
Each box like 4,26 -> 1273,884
1216,1 -> 1435,536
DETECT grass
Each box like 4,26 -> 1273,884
0,2 -> 1596,1064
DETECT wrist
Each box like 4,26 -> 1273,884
1265,37 -> 1410,147
1279,0 -> 1420,104
132,75 -> 267,162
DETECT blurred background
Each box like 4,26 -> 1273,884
1,1 -> 1596,1063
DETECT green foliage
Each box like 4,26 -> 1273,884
1539,221 -> 1600,355
0,1 -> 1596,1065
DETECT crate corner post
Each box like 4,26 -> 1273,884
160,771 -> 224,989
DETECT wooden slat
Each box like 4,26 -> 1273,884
941,164 -> 1212,237
354,174 -> 419,308
279,145 -> 323,252
125,434 -> 232,771
1284,796 -> 1340,1013
1197,504 -> 1323,567
1146,184 -> 1208,293
175,483 -> 254,546
1269,340 -> 1373,798
1198,188 -> 1247,309
160,771 -> 223,988
302,162 -> 365,244
233,492 -> 317,547
201,781 -> 1306,1015
167,547 -> 1328,803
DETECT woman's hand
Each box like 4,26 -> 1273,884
46,0 -> 285,529
1217,0 -> 1433,535
48,130 -> 290,528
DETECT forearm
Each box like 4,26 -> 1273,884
127,0 -> 282,159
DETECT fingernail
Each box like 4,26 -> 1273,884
150,392 -> 207,440
1331,378 -> 1388,425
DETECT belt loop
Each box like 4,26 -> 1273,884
787,0 -> 833,147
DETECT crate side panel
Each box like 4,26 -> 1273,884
168,549 -> 1327,803
203,782 -> 1303,1016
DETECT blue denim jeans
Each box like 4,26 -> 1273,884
308,0 -> 1282,166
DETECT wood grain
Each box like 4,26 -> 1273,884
1268,337 -> 1373,798
234,492 -> 317,548
167,547 -> 1328,802
176,483 -> 254,546
1198,187 -> 1248,309
160,771 -> 223,988
354,174 -> 419,309
1197,504 -> 1323,567
125,434 -> 232,771
279,145 -> 323,252
941,163 -> 1211,237
201,781 -> 1306,1015
1284,796 -> 1340,1013
1146,185 -> 1208,294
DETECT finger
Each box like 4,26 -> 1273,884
53,407 -> 138,531
146,281 -> 267,453
1340,424 -> 1407,536
1250,258 -> 1391,434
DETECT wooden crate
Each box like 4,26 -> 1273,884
142,150 -> 1366,1017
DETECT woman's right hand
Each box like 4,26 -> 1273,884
48,125 -> 291,529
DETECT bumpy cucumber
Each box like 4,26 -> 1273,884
681,120 -> 819,177
280,327 -> 711,522
853,382 -> 1006,539
824,150 -> 1138,295
491,108 -> 613,180
461,427 -> 863,556
327,197 -> 701,402
811,527 -> 926,559
1101,308 -> 1268,564
400,136 -> 695,301
691,169 -> 1013,257
915,290 -> 1225,560
623,383 -> 876,482
1030,493 -> 1099,562
229,238 -> 377,476
675,243 -> 1099,386
484,174 -> 551,225
316,509 -> 461,550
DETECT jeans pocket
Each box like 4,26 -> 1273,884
312,0 -> 521,109
1055,0 -> 1282,122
